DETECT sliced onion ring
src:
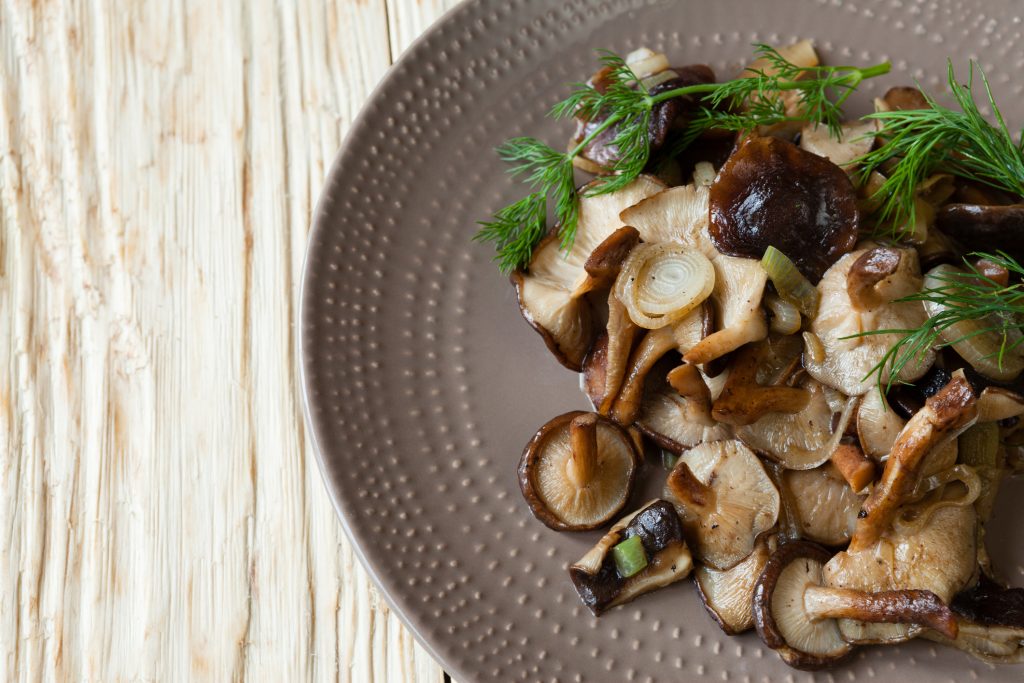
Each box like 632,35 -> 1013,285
614,243 -> 715,329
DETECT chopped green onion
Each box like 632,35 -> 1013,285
662,450 -> 680,471
958,422 -> 1001,469
761,246 -> 820,317
612,535 -> 648,578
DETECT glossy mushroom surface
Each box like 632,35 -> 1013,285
708,136 -> 859,282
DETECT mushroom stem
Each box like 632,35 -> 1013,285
666,462 -> 714,509
667,364 -> 711,409
851,372 -> 978,551
611,325 -> 678,424
831,442 -> 876,492
803,586 -> 959,640
711,342 -> 810,426
567,413 -> 599,488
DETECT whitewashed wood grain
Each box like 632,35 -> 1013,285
0,0 -> 461,680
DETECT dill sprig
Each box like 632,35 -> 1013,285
475,45 -> 890,274
858,251 -> 1024,392
857,62 -> 1024,238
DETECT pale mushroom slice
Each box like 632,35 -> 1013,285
782,463 -> 865,545
852,371 -> 978,550
664,440 -> 780,570
635,363 -> 732,452
804,245 -> 935,395
569,499 -> 693,615
799,119 -> 877,169
518,411 -> 641,531
735,379 -> 850,470
684,255 -> 769,365
616,182 -> 770,364
512,175 -> 665,370
694,535 -> 775,635
754,541 -> 957,670
824,501 -> 977,645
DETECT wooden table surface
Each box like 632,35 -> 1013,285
1,1 -> 459,680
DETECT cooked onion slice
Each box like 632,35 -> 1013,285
923,264 -> 1024,382
615,243 -> 715,329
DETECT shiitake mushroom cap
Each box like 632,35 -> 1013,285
709,136 -> 860,282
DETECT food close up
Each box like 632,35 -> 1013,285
478,42 -> 1024,670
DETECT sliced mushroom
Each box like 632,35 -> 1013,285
635,363 -> 732,452
694,534 -> 775,635
804,246 -> 935,396
735,379 -> 850,470
518,411 -> 640,531
824,500 -> 977,645
846,246 -> 921,311
513,176 -> 665,370
711,341 -> 810,428
683,255 -> 769,365
799,119 -> 877,169
754,541 -> 958,670
569,499 -> 693,615
582,293 -> 640,413
782,463 -> 865,545
664,440 -> 780,570
936,203 -> 1024,262
852,371 -> 979,550
709,136 -> 859,282
619,183 -> 715,253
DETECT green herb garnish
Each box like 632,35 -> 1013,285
475,45 -> 890,273
858,61 -> 1024,238
612,535 -> 648,578
858,251 -> 1024,392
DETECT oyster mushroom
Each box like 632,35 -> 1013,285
694,535 -> 775,635
781,462 -> 865,545
709,136 -> 860,282
635,362 -> 732,452
804,246 -> 935,396
513,175 -> 665,370
799,119 -> 877,169
664,440 -> 780,570
856,387 -> 907,459
569,499 -> 693,615
824,500 -> 977,645
735,379 -> 853,470
518,411 -> 641,531
753,541 -> 958,670
936,203 -> 1024,262
852,371 -> 978,550
616,181 -> 770,364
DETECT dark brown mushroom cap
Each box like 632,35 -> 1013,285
881,85 -> 930,111
569,499 -> 692,615
936,203 -> 1024,262
709,136 -> 859,282
518,411 -> 641,531
573,65 -> 716,170
753,541 -> 854,670
952,575 -> 1024,628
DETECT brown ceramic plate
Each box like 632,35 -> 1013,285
300,1 -> 1024,680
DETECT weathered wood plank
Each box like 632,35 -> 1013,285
0,0 -> 452,681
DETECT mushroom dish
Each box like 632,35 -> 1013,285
476,42 -> 1024,671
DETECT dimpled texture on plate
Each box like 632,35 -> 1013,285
300,1 -> 1024,681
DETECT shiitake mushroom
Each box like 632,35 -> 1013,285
708,136 -> 860,282
937,203 -> 1024,262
